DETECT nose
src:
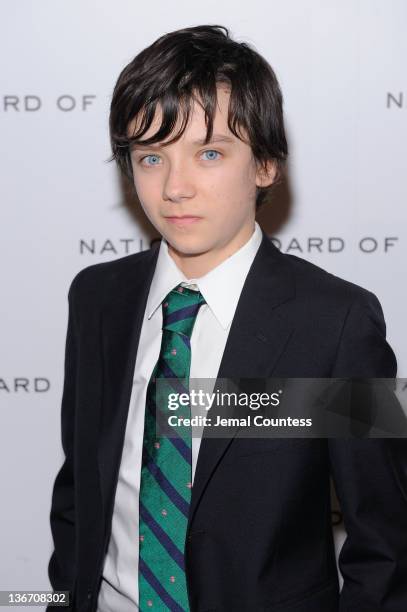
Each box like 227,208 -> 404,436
162,162 -> 195,203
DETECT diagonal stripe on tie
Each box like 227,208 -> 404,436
144,450 -> 190,517
139,558 -> 185,612
145,398 -> 192,460
140,503 -> 185,569
141,458 -> 191,530
155,360 -> 189,391
164,303 -> 204,327
140,492 -> 189,563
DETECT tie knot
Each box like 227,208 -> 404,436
162,283 -> 206,338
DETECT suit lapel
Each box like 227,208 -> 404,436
188,231 -> 296,527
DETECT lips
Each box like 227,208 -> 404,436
165,215 -> 202,226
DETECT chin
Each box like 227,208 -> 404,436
167,235 -> 213,256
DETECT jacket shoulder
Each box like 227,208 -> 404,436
279,250 -> 395,371
281,250 -> 379,307
67,246 -> 158,302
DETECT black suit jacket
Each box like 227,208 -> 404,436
48,231 -> 407,612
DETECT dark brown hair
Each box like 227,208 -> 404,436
109,24 -> 288,209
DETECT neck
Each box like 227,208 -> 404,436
167,222 -> 256,279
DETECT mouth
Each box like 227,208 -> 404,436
164,215 -> 203,226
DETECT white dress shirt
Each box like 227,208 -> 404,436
96,222 -> 263,611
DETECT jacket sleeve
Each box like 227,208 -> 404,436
47,275 -> 80,610
328,291 -> 407,612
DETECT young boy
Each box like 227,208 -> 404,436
48,25 -> 407,612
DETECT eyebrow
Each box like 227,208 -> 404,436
131,133 -> 236,149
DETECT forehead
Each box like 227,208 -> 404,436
127,85 -> 239,144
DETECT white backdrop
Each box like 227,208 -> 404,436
1,0 -> 406,607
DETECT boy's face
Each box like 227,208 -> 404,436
128,85 -> 275,272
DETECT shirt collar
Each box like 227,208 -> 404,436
146,221 -> 263,330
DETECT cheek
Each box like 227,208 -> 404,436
134,193 -> 160,225
213,164 -> 254,196
133,179 -> 159,209
133,174 -> 153,195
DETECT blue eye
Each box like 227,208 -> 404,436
141,154 -> 161,165
201,150 -> 221,161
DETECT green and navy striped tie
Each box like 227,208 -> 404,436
138,283 -> 206,611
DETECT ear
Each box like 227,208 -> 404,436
255,159 -> 277,188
